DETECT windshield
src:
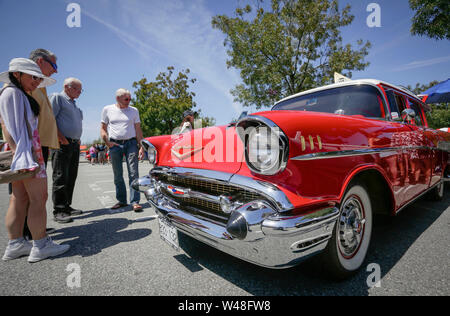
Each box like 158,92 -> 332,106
272,85 -> 385,118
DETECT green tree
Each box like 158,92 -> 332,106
409,0 -> 450,40
132,66 -> 215,136
407,81 -> 450,129
212,0 -> 371,109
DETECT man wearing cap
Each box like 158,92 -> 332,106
50,78 -> 84,223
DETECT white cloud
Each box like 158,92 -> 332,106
393,55 -> 450,72
81,0 -> 243,117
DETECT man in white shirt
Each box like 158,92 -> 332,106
101,89 -> 144,212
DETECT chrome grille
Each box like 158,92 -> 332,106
160,174 -> 262,201
154,173 -> 266,224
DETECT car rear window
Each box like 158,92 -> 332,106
272,85 -> 384,118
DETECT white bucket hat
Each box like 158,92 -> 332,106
0,58 -> 56,88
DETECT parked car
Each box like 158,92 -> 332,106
132,79 -> 450,279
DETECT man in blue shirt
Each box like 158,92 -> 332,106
50,78 -> 83,223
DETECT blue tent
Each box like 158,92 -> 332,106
422,78 -> 450,104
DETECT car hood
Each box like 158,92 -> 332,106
147,125 -> 244,175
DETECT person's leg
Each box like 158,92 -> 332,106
20,177 -> 70,262
5,181 -> 29,240
110,145 -> 127,205
124,139 -> 140,205
51,145 -> 72,223
66,143 -> 80,207
23,177 -> 48,241
52,145 -> 70,212
41,146 -> 49,169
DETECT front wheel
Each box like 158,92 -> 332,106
321,184 -> 373,280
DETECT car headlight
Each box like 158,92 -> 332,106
247,127 -> 280,173
141,139 -> 157,165
237,116 -> 289,175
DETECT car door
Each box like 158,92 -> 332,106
399,97 -> 433,201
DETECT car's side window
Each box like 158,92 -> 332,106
395,94 -> 407,113
407,98 -> 424,126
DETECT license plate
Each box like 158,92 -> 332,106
158,216 -> 179,251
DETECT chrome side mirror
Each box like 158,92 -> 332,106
402,109 -> 416,123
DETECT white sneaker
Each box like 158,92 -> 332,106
2,239 -> 33,261
28,237 -> 70,263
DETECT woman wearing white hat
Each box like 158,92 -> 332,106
0,58 -> 70,262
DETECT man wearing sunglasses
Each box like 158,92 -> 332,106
29,49 -> 59,166
100,88 -> 144,212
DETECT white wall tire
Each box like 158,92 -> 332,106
322,184 -> 373,279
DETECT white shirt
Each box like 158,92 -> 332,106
101,104 -> 141,140
0,86 -> 39,171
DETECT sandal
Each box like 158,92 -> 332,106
132,204 -> 143,212
111,203 -> 128,210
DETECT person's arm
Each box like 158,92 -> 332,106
101,122 -> 117,148
135,122 -> 145,159
50,94 -> 69,145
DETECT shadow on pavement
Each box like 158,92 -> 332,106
49,206 -> 155,258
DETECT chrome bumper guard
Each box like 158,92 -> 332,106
132,171 -> 339,268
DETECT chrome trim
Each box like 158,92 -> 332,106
150,166 -> 294,211
132,167 -> 340,268
291,146 -> 444,161
236,115 -> 289,176
292,147 -> 400,161
261,207 -> 339,236
145,188 -> 339,268
160,182 -> 221,204
141,139 -> 158,164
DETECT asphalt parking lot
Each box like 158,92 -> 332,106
0,161 -> 449,296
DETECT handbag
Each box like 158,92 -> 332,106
0,86 -> 40,184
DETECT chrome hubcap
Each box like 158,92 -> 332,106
338,196 -> 366,258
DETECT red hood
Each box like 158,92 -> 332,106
145,125 -> 244,175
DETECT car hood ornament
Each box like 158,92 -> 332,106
171,144 -> 204,160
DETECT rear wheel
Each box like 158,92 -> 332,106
321,184 -> 373,280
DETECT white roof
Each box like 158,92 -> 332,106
276,79 -> 422,105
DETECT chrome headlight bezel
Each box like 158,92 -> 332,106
141,139 -> 157,165
236,116 -> 289,175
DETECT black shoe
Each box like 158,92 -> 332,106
67,206 -> 83,216
54,212 -> 73,224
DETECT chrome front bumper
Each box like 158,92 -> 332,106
132,168 -> 339,268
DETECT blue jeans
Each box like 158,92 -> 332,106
109,138 -> 140,205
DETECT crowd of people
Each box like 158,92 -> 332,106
0,48 -> 181,263
88,143 -> 108,165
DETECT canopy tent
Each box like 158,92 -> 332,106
421,78 -> 450,104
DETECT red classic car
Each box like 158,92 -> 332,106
132,79 -> 450,279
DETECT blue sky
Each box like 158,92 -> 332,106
0,0 -> 449,143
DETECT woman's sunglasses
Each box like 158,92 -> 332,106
31,75 -> 44,83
